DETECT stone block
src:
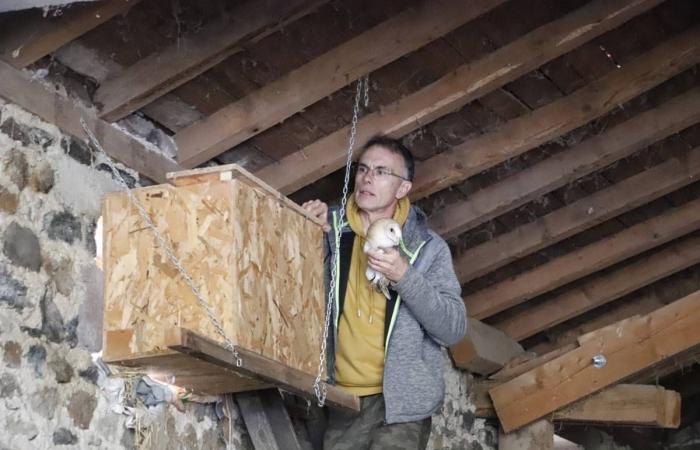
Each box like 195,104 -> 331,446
3,222 -> 42,271
0,186 -> 18,214
44,210 -> 82,244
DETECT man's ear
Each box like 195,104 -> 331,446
396,180 -> 412,199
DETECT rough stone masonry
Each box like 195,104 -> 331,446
0,98 -> 493,449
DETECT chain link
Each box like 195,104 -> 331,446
312,75 -> 369,407
79,118 -> 243,368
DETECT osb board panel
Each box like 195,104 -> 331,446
103,179 -> 324,376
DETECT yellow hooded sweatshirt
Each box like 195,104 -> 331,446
334,194 -> 410,396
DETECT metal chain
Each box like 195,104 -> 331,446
312,75 -> 369,407
79,118 -> 243,368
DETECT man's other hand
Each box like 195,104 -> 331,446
366,248 -> 409,283
302,199 -> 331,233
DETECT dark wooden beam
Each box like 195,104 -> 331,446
176,0 -> 505,168
453,140 -> 700,283
410,25 -> 700,200
95,0 -> 325,122
466,196 -> 700,319
494,233 -> 700,341
449,318 -> 524,375
432,90 -> 700,246
0,0 -> 142,68
255,0 -> 661,194
0,58 -> 179,182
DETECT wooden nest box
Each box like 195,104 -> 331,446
101,165 -> 358,411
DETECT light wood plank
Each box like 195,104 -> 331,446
495,233 -> 700,341
0,0 -> 142,68
410,25 -> 700,200
176,0 -> 504,168
95,0 -> 324,122
489,289 -> 700,432
449,318 -> 524,375
489,344 -> 577,382
255,0 -> 664,194
476,384 -> 680,429
0,59 -> 179,182
433,90 -> 700,246
465,197 -> 700,320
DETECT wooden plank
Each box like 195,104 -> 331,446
166,164 -> 324,227
489,289 -> 700,432
0,0 -> 142,68
236,389 -> 311,450
0,59 -> 179,182
494,233 -> 700,341
53,40 -> 204,132
410,25 -> 700,200
449,318 -> 524,375
476,384 -> 680,428
432,90 -> 700,246
490,344 -> 577,382
95,0 -> 324,122
465,196 -> 700,320
454,141 -> 700,283
499,419 -> 554,450
168,328 -> 360,412
176,0 -> 504,168
255,0 -> 664,194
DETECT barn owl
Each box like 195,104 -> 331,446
364,218 -> 402,299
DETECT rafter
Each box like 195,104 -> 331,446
94,0 -> 324,122
449,318 -> 524,375
0,59 -> 179,182
454,141 -> 700,283
431,89 -> 700,244
490,289 -> 700,432
495,233 -> 700,341
175,0 -> 504,168
411,25 -> 700,199
0,0 -> 142,68
255,0 -> 662,193
466,196 -> 700,320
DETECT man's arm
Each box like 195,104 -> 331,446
392,237 -> 467,347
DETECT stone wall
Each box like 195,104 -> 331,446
0,99 -> 487,449
0,100 -> 252,450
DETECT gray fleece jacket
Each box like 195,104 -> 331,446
324,204 -> 467,424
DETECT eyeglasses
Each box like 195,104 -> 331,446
353,163 -> 410,181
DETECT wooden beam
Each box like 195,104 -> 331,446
0,0 -> 142,68
54,40 -> 203,132
433,90 -> 700,246
236,389 -> 312,450
454,140 -> 700,283
490,344 -> 577,382
176,0 -> 504,168
95,0 -> 324,122
494,233 -> 700,341
489,289 -> 700,432
168,327 -> 360,412
410,25 -> 700,200
449,318 -> 524,375
476,384 -> 680,428
465,197 -> 700,320
0,59 -> 179,182
499,419 -> 554,450
255,0 -> 661,194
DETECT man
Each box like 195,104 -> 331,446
302,136 -> 467,450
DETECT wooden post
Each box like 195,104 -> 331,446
237,389 -> 312,450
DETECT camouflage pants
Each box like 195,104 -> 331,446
324,394 -> 431,450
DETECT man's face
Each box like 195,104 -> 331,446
354,145 -> 412,213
